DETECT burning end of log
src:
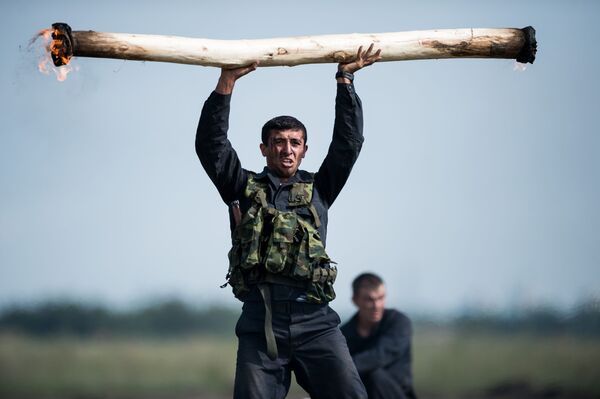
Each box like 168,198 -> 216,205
50,23 -> 73,66
47,23 -> 537,69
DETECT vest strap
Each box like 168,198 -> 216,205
255,190 -> 268,208
308,204 -> 321,228
257,283 -> 278,361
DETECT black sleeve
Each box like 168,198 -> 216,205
314,83 -> 364,207
195,91 -> 247,204
352,311 -> 412,374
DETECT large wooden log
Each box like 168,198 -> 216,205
50,23 -> 536,68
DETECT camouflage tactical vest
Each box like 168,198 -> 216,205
224,174 -> 337,303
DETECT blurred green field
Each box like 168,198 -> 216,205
412,328 -> 600,398
1,329 -> 599,399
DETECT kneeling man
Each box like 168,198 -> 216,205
341,273 -> 417,399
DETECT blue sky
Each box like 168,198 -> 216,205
1,0 -> 598,316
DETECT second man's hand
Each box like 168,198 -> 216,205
215,61 -> 259,95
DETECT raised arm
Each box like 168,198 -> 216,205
195,63 -> 258,204
315,45 -> 382,206
215,62 -> 258,95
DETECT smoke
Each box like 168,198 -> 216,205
513,61 -> 527,72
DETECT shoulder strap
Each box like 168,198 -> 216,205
245,173 -> 269,208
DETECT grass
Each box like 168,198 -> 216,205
413,328 -> 600,397
0,333 -> 238,398
1,330 -> 599,398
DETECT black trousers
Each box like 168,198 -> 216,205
233,301 -> 367,399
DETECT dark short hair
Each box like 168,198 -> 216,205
352,272 -> 384,297
261,115 -> 307,145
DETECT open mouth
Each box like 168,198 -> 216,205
281,159 -> 294,167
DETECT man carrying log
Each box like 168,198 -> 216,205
196,44 -> 381,399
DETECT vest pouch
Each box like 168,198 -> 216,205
264,211 -> 298,273
308,228 -> 330,263
292,218 -> 332,280
228,267 -> 250,299
237,208 -> 264,269
306,280 -> 336,304
291,222 -> 311,279
227,241 -> 241,272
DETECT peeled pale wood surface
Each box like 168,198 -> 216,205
57,27 -> 535,67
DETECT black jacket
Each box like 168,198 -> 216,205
341,309 -> 417,398
195,83 -> 363,300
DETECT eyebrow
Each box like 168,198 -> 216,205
272,137 -> 304,144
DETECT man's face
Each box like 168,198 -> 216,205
260,129 -> 307,179
353,284 -> 386,324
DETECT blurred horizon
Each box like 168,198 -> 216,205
1,293 -> 598,321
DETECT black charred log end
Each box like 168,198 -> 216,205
50,22 -> 73,66
516,26 -> 537,64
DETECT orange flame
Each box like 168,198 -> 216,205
32,28 -> 75,82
